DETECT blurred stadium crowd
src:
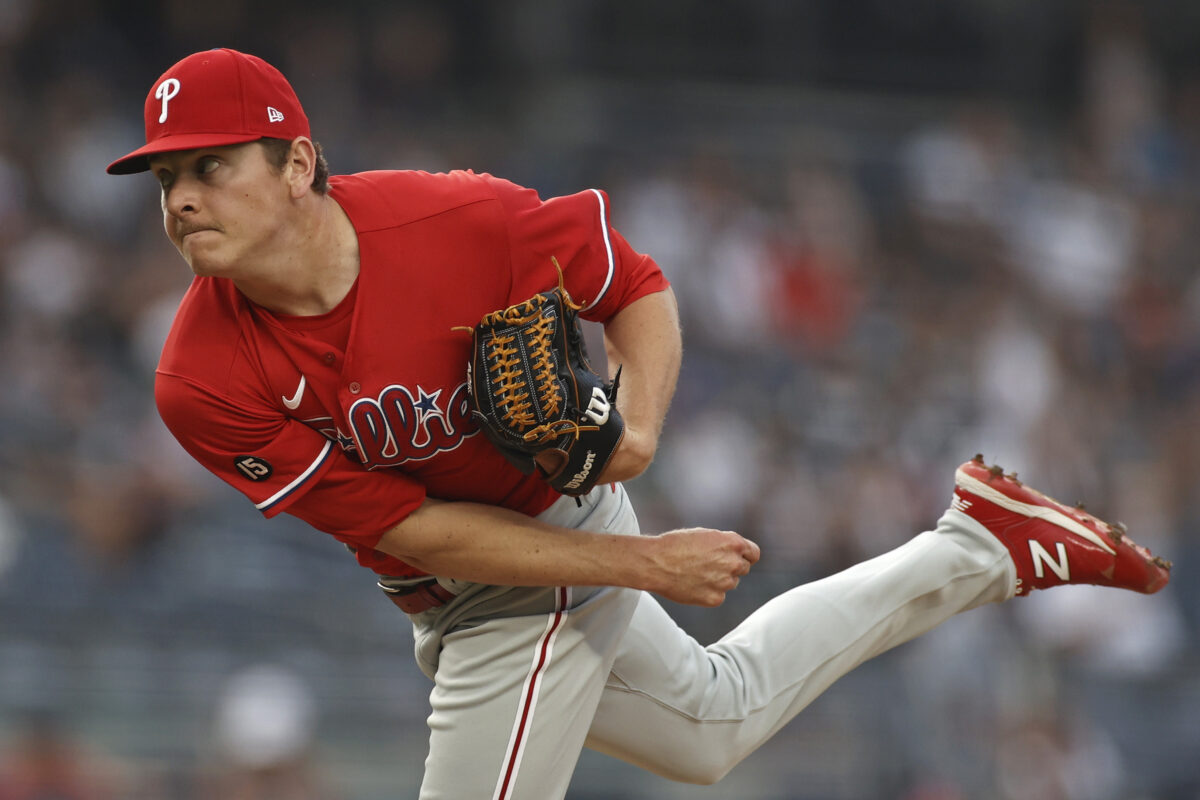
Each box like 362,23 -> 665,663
1,1 -> 1199,798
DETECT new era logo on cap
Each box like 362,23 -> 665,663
107,48 -> 311,175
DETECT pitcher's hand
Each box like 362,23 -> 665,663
644,528 -> 761,606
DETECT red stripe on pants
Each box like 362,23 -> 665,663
494,586 -> 569,800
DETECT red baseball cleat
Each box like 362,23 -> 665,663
952,455 -> 1172,596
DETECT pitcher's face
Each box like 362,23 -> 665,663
150,142 -> 291,279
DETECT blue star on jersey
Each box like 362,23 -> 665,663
414,387 -> 443,417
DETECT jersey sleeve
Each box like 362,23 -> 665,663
487,177 -> 670,322
155,371 -> 424,553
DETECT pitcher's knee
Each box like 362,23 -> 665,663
681,762 -> 734,786
655,748 -> 739,786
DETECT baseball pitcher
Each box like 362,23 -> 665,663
108,49 -> 1170,799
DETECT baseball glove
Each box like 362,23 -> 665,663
458,258 -> 624,496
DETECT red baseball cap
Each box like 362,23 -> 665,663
107,48 -> 310,175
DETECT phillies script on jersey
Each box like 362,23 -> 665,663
155,169 -> 668,577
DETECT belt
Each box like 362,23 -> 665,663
379,578 -> 456,614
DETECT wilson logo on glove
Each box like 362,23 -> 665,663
584,387 -> 611,425
564,451 -> 598,491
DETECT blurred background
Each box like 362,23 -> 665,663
1,0 -> 1199,797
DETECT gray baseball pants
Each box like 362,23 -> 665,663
407,483 -> 1015,799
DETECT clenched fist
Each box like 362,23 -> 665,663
643,528 -> 761,606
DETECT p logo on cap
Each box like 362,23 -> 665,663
107,48 -> 311,175
155,78 -> 180,123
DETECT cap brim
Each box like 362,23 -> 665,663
106,132 -> 265,175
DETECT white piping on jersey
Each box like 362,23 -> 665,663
583,188 -> 615,312
255,439 -> 334,511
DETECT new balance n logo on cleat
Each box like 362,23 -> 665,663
1028,540 -> 1069,581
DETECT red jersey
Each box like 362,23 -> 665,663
155,170 -> 669,577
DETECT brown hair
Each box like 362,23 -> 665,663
260,137 -> 330,194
